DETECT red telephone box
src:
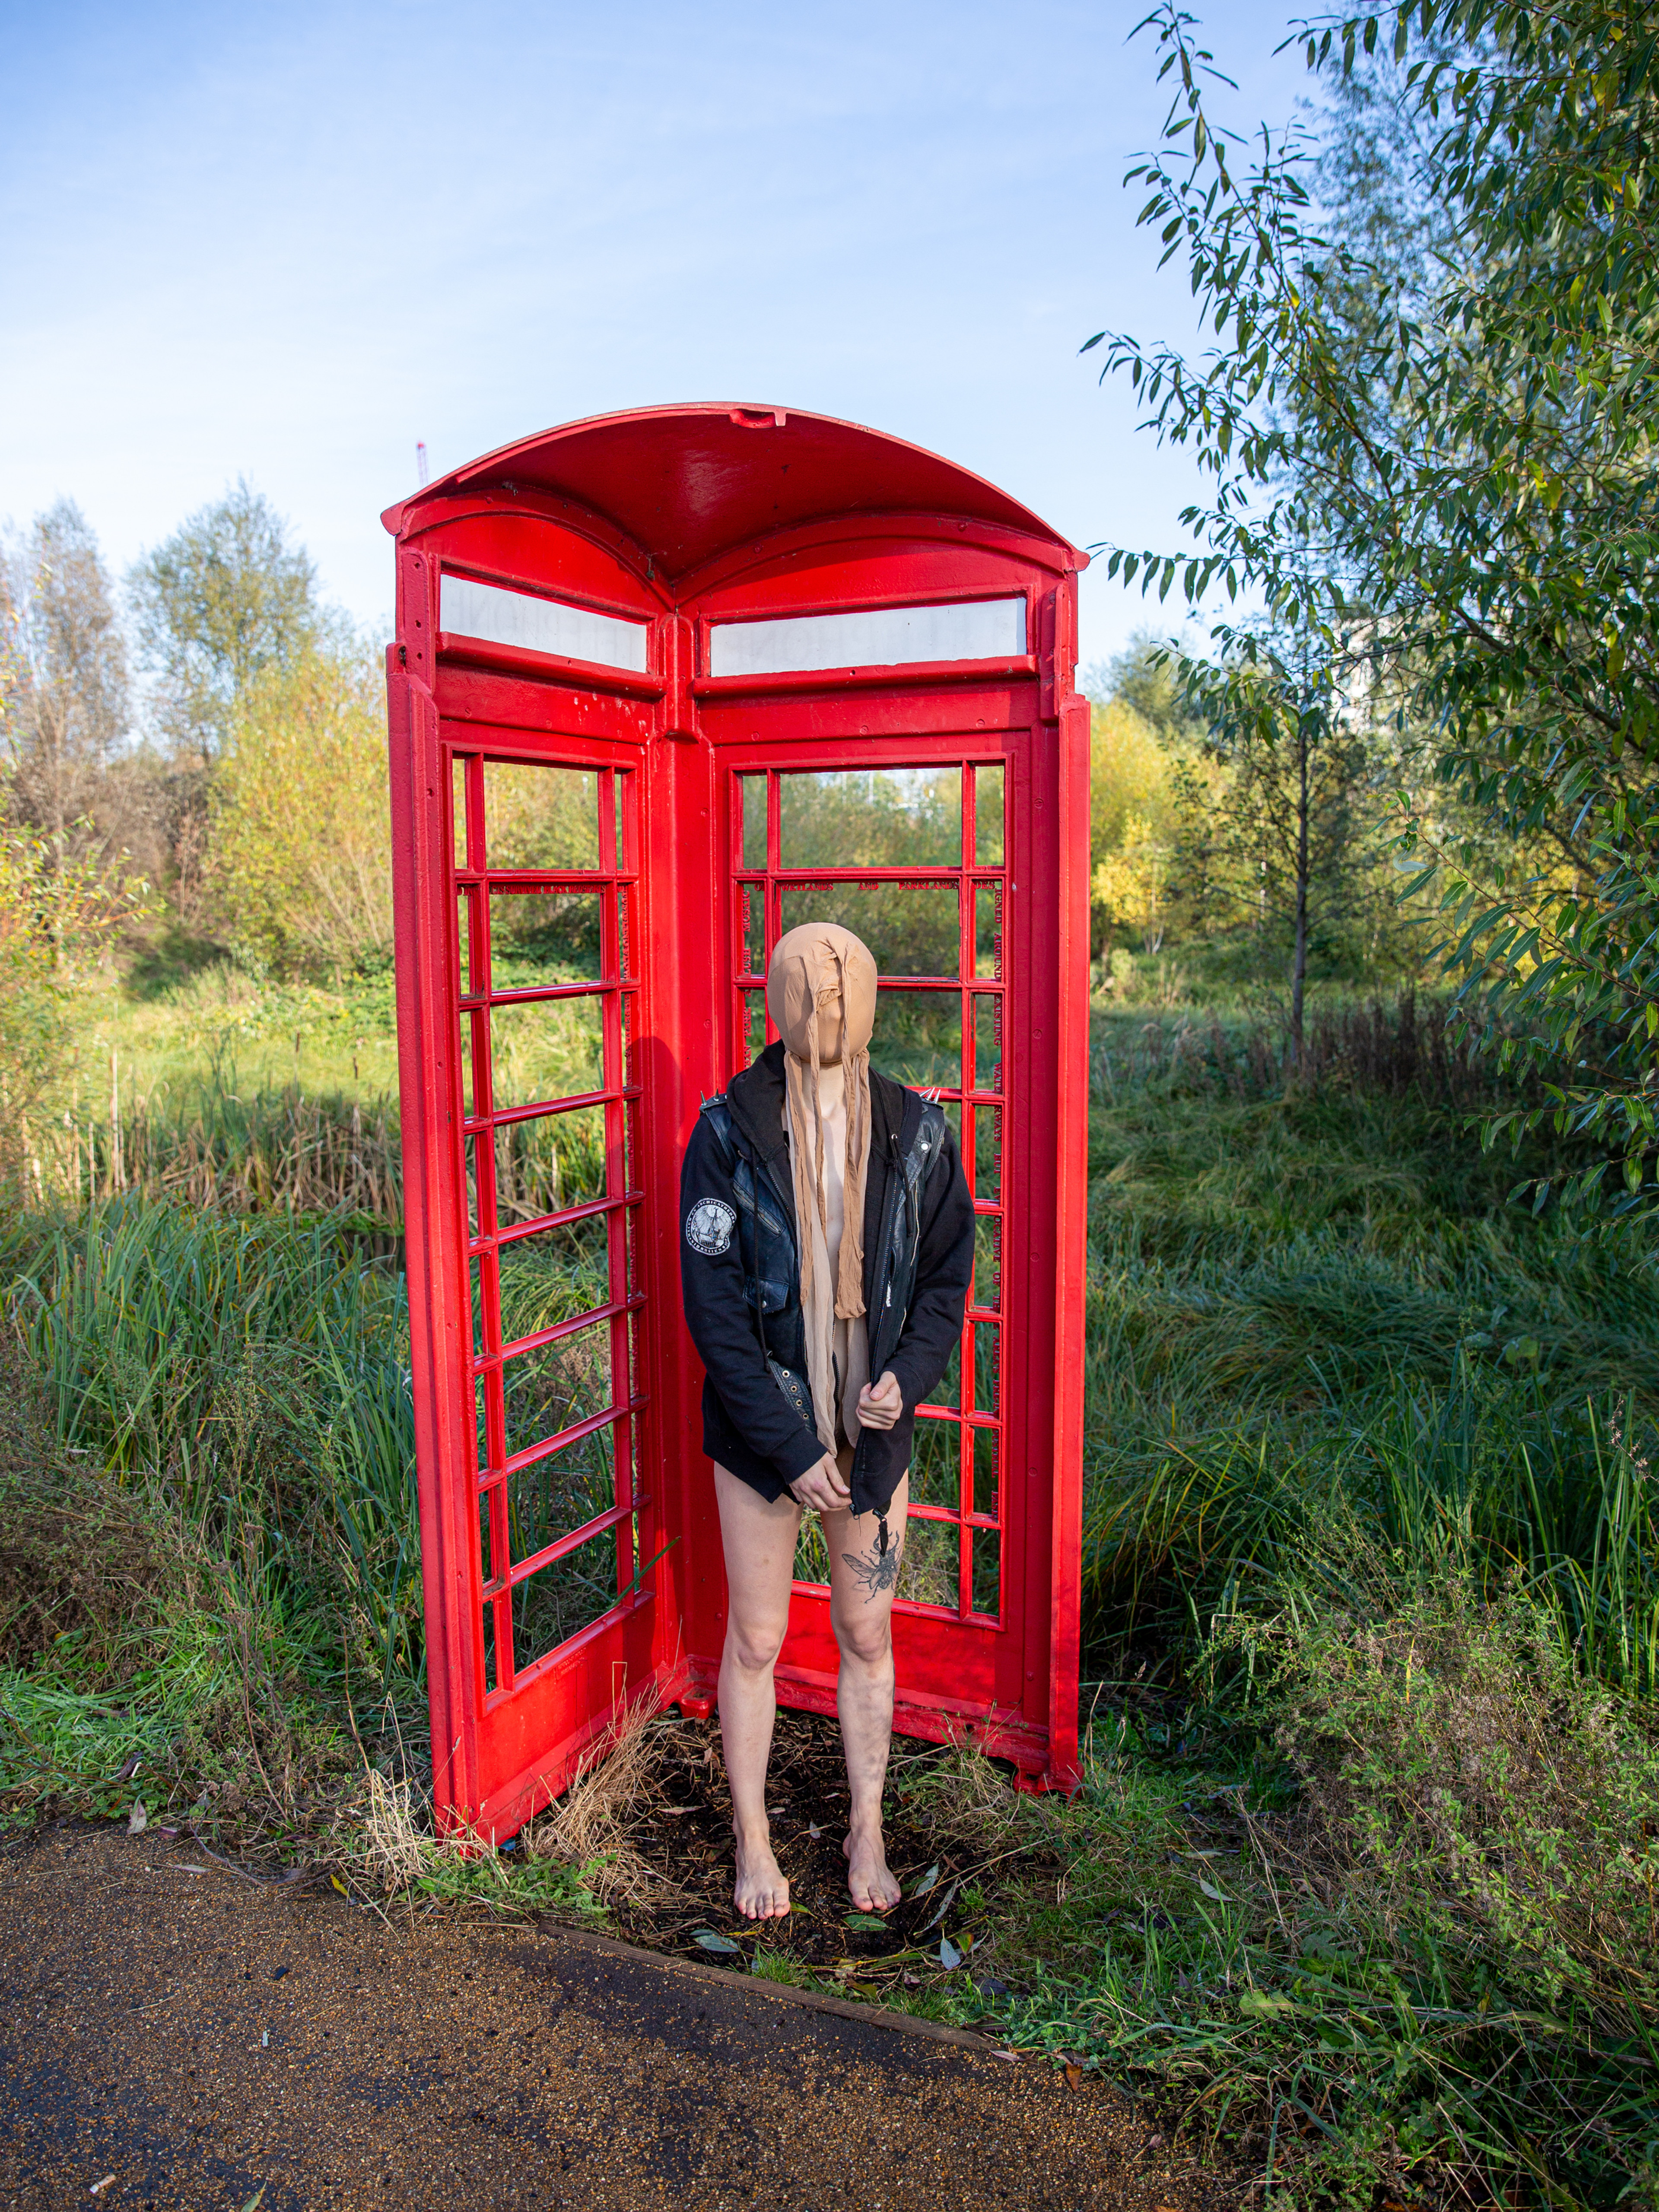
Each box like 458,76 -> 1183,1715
383,405 -> 1089,1838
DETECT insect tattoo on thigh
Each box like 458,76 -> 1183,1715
842,1519 -> 901,1601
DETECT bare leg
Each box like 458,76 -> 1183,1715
712,1464 -> 800,1921
823,1475 -> 909,1912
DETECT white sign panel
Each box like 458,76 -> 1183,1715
441,575 -> 648,674
709,597 -> 1027,678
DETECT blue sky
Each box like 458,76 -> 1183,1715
3,0 -> 1315,671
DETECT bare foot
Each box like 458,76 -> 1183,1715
843,1826 -> 901,1912
734,1829 -> 791,1920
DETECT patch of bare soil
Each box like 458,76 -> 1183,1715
534,1703 -> 1062,2005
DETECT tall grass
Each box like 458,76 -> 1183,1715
3,985 -> 1656,2202
4,1199 -> 422,1697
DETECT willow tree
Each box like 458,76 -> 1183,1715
1091,1 -> 1659,1224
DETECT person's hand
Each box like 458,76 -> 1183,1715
856,1371 -> 903,1431
790,1452 -> 851,1513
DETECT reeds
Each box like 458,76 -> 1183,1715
34,1071 -> 402,1220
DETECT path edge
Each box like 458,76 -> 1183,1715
523,1920 -> 999,2053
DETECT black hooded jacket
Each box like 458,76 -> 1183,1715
679,1041 -> 974,1517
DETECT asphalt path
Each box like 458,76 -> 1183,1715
0,1827 -> 1218,2212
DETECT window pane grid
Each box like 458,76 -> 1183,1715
451,749 -> 652,1694
733,762 -> 1007,1623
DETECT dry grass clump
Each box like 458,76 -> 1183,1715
0,1344 -> 165,1674
524,1688 -> 684,1908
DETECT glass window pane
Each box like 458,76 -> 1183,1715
489,997 -> 605,1111
909,1415 -> 960,1506
614,771 -> 627,872
459,1011 -> 477,1118
511,1516 -> 625,1671
973,1321 -> 999,1416
493,1104 -> 607,1226
506,1420 -> 619,1568
974,1214 -> 1001,1312
458,888 -> 477,995
973,1106 -> 1001,1204
483,1599 -> 499,1694
921,1333 -> 961,1411
738,883 -> 765,978
896,1517 -> 959,1610
713,599 -> 1023,677
974,882 -> 1001,980
470,1254 -> 487,1354
483,761 -> 600,871
741,989 -> 767,1062
779,882 -> 959,979
970,1527 -> 1001,1619
972,1425 -> 998,1519
489,889 -> 604,988
480,1484 -> 501,1592
971,995 -> 1001,1092
442,576 -> 647,672
868,991 -> 961,1091
742,775 -> 768,872
476,1374 -> 494,1473
453,756 -> 470,870
466,1135 -> 486,1239
499,1218 -> 610,1350
779,768 -> 960,869
975,765 -> 1004,867
792,1514 -> 832,1589
502,1314 -> 614,1464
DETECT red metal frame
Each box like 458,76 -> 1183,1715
384,406 -> 1088,1837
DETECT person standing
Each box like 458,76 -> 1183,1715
679,923 -> 974,1920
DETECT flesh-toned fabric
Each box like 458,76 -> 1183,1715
766,923 -> 876,1456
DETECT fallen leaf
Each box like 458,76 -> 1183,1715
692,1930 -> 742,1955
911,1862 -> 940,1898
806,1823 -> 824,1839
172,1865 -> 206,1876
89,2180 -> 117,2199
127,1800 -> 147,1837
241,2191 -> 267,2212
923,1880 -> 958,1932
939,1936 -> 962,1970
1238,1990 -> 1296,2019
1196,1878 -> 1226,1902
1064,2061 -> 1082,2090
990,2047 -> 1020,2061
330,1875 -> 349,1897
845,1912 -> 888,1932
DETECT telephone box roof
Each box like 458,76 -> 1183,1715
381,403 -> 1084,581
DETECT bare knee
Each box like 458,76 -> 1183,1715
725,1615 -> 788,1676
833,1609 -> 893,1669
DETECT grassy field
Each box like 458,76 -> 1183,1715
2,974 -> 1655,2208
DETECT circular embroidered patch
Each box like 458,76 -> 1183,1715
684,1198 -> 737,1256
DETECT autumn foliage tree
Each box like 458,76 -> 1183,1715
206,643 -> 391,979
